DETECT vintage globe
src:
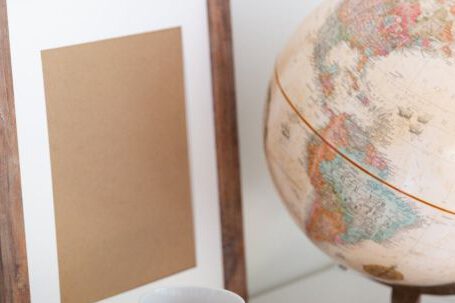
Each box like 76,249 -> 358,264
265,0 -> 455,286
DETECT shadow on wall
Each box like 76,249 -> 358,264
231,0 -> 332,297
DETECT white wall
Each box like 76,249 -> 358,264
231,0 -> 333,296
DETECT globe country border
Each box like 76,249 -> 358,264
273,67 -> 455,216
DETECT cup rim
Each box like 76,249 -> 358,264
139,286 -> 245,303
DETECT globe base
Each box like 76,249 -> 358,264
391,287 -> 421,303
386,283 -> 455,303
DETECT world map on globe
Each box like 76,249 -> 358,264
265,0 -> 455,285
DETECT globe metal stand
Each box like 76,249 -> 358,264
388,283 -> 455,303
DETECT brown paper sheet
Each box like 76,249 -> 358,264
41,27 -> 196,303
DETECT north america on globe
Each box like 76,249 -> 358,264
265,0 -> 455,286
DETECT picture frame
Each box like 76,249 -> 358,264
0,0 -> 247,302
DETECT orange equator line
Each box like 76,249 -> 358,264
274,68 -> 455,216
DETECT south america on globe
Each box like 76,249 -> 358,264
265,0 -> 455,286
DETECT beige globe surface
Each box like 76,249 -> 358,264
265,0 -> 455,286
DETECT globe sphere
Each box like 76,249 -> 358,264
265,0 -> 455,286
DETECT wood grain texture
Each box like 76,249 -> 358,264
0,0 -> 31,302
207,0 -> 248,300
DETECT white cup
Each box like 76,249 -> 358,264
139,287 -> 245,303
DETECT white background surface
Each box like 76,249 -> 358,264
231,0 -> 332,296
7,1 -> 223,302
251,266 -> 455,303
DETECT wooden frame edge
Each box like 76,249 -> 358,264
0,0 -> 31,302
0,1 -> 248,302
207,0 -> 248,300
